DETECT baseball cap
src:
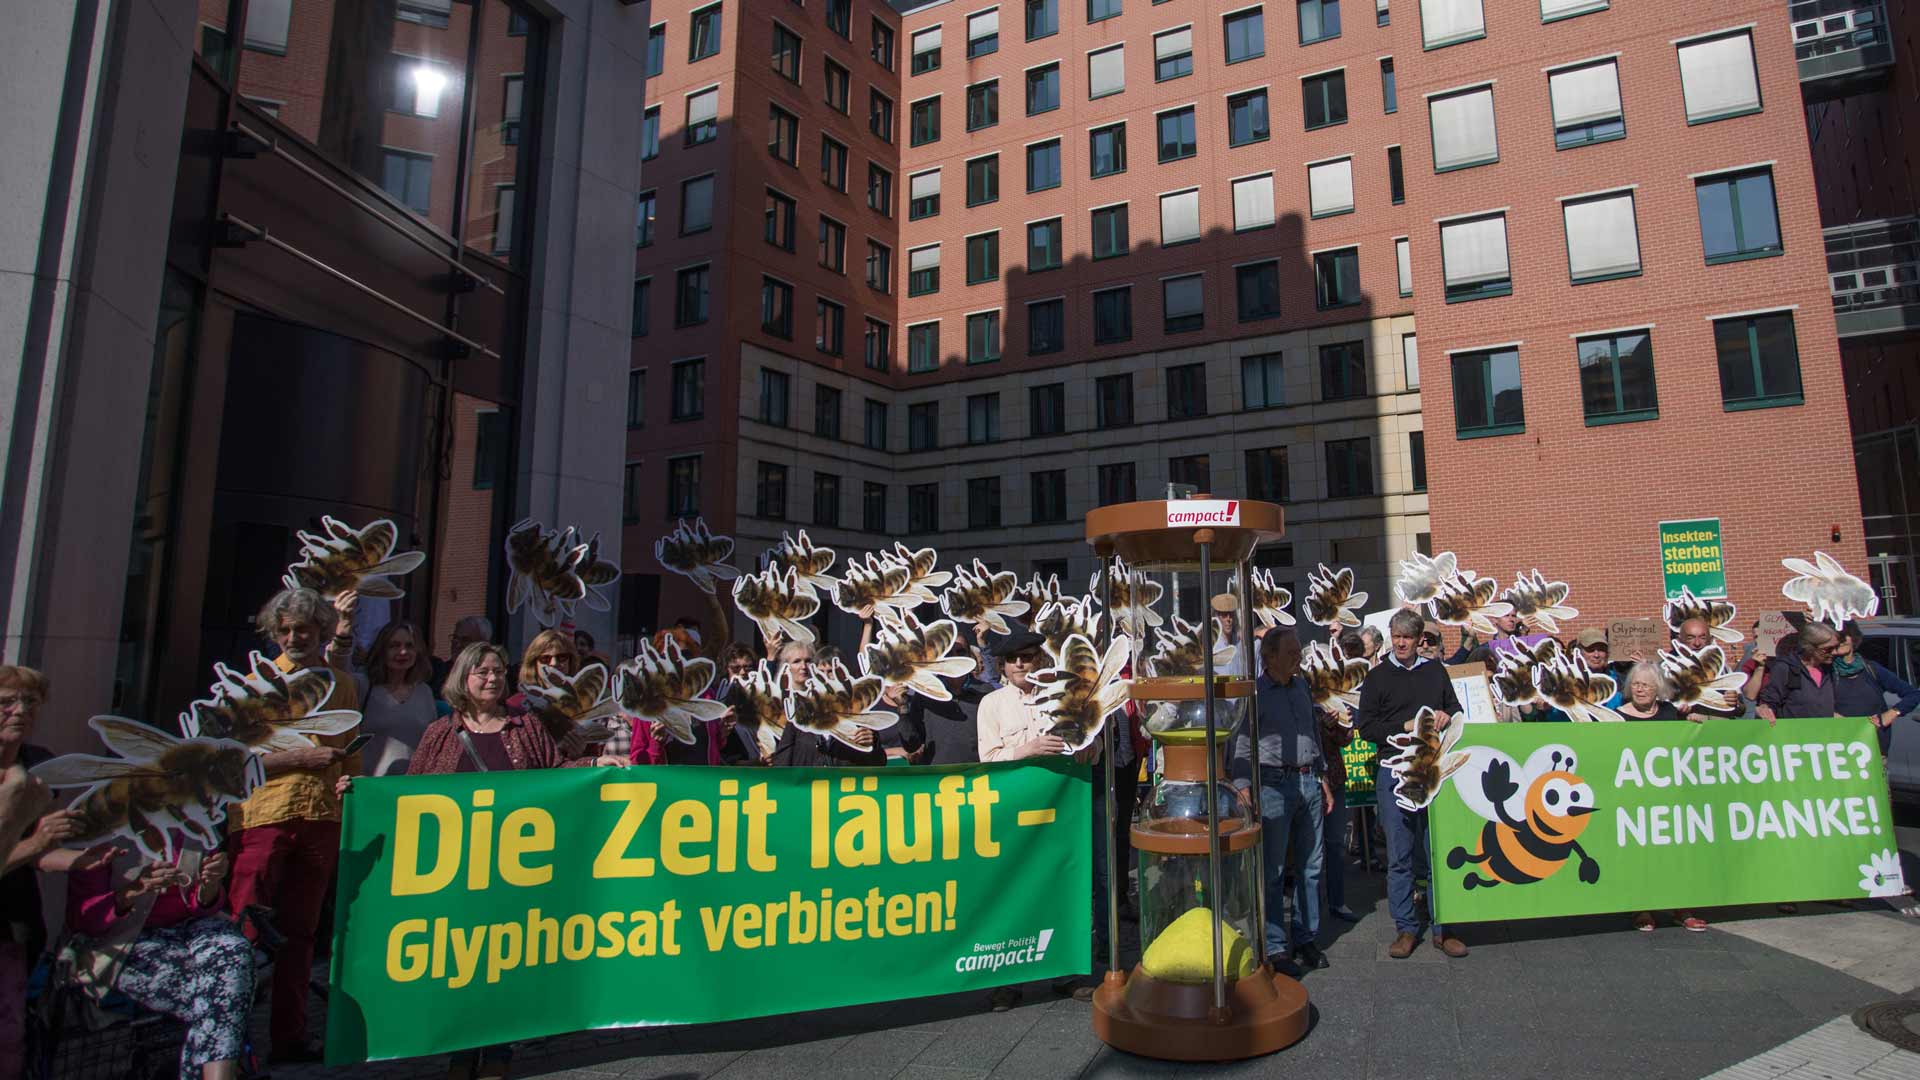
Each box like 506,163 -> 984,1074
1575,628 -> 1608,648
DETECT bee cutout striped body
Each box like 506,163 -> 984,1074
281,516 -> 426,599
1303,563 -> 1368,629
1426,571 -> 1514,638
33,716 -> 265,860
939,559 -> 1030,636
1662,586 -> 1741,644
733,563 -> 822,644
859,610 -> 976,700
1092,562 -> 1164,635
726,661 -> 788,760
522,662 -> 626,756
654,517 -> 741,595
1145,615 -> 1237,678
832,552 -> 916,615
1501,569 -> 1579,635
1491,638 -> 1562,708
1446,744 -> 1600,890
616,638 -> 730,746
183,651 -> 363,752
1032,633 -> 1132,754
768,529 -> 839,592
1658,642 -> 1748,713
1395,550 -> 1458,606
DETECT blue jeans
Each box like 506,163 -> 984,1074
1322,789 -> 1348,910
1377,763 -> 1441,936
1259,770 -> 1325,955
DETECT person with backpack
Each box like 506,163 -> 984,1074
1756,623 -> 1841,724
1832,623 -> 1920,755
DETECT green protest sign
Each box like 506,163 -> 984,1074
1659,517 -> 1727,600
1342,738 -> 1377,808
325,761 -> 1091,1064
1428,718 -> 1901,924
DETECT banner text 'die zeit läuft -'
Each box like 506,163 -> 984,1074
324,761 -> 1091,1064
1427,718 -> 1901,924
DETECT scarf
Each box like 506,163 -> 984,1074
1832,652 -> 1867,678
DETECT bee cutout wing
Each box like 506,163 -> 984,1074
1302,641 -> 1369,715
733,564 -> 822,644
1395,551 -> 1459,606
1381,709 -> 1469,811
1032,634 -> 1133,753
1781,550 -> 1880,627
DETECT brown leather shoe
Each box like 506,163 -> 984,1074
1435,934 -> 1469,958
1388,932 -> 1417,959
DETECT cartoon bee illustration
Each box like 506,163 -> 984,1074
504,519 -> 593,624
784,658 -> 898,749
280,516 -> 426,600
1662,586 -> 1742,645
1500,569 -> 1579,635
859,610 -> 977,701
1445,744 -> 1600,889
939,560 -> 1031,636
1031,633 -> 1133,753
1490,637 -> 1562,708
521,662 -> 626,757
1301,640 -> 1370,723
615,638 -> 730,746
1394,550 -> 1459,606
768,530 -> 839,592
1782,550 -> 1880,628
654,517 -> 741,595
1426,572 -> 1514,637
1381,707 -> 1470,812
732,563 -> 822,644
1532,653 -> 1623,723
724,660 -> 788,760
1035,597 -> 1103,663
831,552 -> 915,616
889,543 -> 953,603
1013,573 -> 1065,615
1091,562 -> 1165,634
33,716 -> 264,860
1228,568 -> 1295,629
181,652 -> 362,752
1303,563 -> 1368,629
1658,641 -> 1748,713
1145,615 -> 1237,678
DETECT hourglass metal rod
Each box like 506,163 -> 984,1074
1199,536 -> 1227,1016
1101,555 -> 1121,980
1237,563 -> 1267,974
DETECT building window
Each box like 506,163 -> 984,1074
909,402 -> 939,450
1308,157 -> 1354,218
380,150 -> 433,215
757,463 -> 789,520
1031,383 -> 1067,435
870,90 -> 894,141
868,165 -> 894,216
675,265 -> 710,326
873,19 -> 895,69
909,323 -> 939,372
1028,0 -> 1059,39
908,484 -> 939,533
1224,8 -> 1265,62
642,106 -> 660,160
1242,352 -> 1284,408
1388,145 -> 1405,203
1093,287 -> 1132,344
1299,0 -> 1340,43
760,369 -> 792,426
1314,247 -> 1360,310
1408,432 -> 1427,491
1164,276 -> 1205,335
967,312 -> 1002,364
968,478 -> 1003,528
1429,85 -> 1497,171
1092,204 -> 1129,259
827,0 -> 851,36
814,473 -> 842,527
1155,27 -> 1194,81
1166,362 -> 1207,418
242,0 -> 291,51
1418,0 -> 1484,48
1027,139 -> 1062,192
864,482 -> 888,532
821,136 -> 848,190
911,96 -> 941,145
1440,213 -> 1511,302
1029,218 -> 1064,271
631,278 -> 651,338
967,393 -> 1002,443
671,359 -> 705,421
1029,297 -> 1075,353
635,191 -> 656,247
1097,462 -> 1137,505
1381,58 -> 1397,113
912,26 -> 942,73
501,75 -> 524,145
681,175 -> 715,234
864,319 -> 891,370
909,245 -> 941,295
1237,262 -> 1281,321
1451,346 -> 1525,437
1160,189 -> 1200,246
667,456 -> 702,518
471,409 -> 505,490
1228,89 -> 1270,145
1096,373 -> 1134,427
1032,471 -> 1068,523
1549,59 -> 1624,148
1564,191 -> 1641,283
1089,122 -> 1127,177
686,88 -> 719,145
1319,340 -> 1367,400
1577,330 -> 1657,425
764,189 -> 795,250
1677,31 -> 1760,125
1403,333 -> 1419,389
825,58 -> 850,113
816,298 -> 845,355
1542,0 -> 1604,17
1396,236 -> 1413,296
1696,169 -> 1782,264
1157,106 -> 1198,162
1714,312 -> 1803,410
769,105 -> 799,164
967,80 -> 1000,131
622,461 -> 642,522
864,399 -> 889,448
966,155 -> 1000,206
909,170 -> 941,219
1169,454 -> 1209,491
866,241 -> 892,292
760,278 -> 794,338
1027,63 -> 1061,114
967,232 -> 1000,284
773,22 -> 803,82
1325,437 -> 1374,497
490,186 -> 515,255
968,9 -> 1000,57
1088,44 -> 1126,98
1090,0 -> 1123,21
1246,447 -> 1288,501
815,385 -> 843,439
689,3 -> 722,60
819,216 -> 847,272
1303,70 -> 1347,130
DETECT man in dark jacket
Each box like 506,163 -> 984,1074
1756,622 -> 1840,724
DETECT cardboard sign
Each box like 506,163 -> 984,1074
1659,518 -> 1726,601
1754,611 -> 1795,658
1446,663 -> 1498,724
1608,618 -> 1666,662
1165,499 -> 1241,527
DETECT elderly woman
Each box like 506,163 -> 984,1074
354,619 -> 441,776
772,640 -> 884,767
0,667 -> 61,1077
1616,662 -> 1681,721
1757,623 -> 1842,724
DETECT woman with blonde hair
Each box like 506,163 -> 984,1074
354,619 -> 440,775
1616,662 -> 1680,721
509,627 -> 579,704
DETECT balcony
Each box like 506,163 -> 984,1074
1793,0 -> 1896,102
1828,217 -> 1920,339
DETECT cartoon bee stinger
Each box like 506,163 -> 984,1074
1445,744 -> 1601,890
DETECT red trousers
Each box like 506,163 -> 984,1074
228,818 -> 339,1048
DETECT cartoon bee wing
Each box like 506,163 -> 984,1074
1451,746 -> 1523,823
88,715 -> 184,764
246,710 -> 364,753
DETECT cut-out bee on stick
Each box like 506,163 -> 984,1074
725,660 -> 788,761
654,517 -> 740,595
1303,563 -> 1368,629
182,652 -> 364,752
733,563 -> 822,644
1394,551 -> 1458,606
1228,568 -> 1294,629
1662,586 -> 1742,645
1092,561 -> 1165,635
1532,653 -> 1623,723
1490,638 -> 1562,709
1035,597 -> 1102,663
505,519 -> 618,625
1144,615 -> 1236,678
1501,570 -> 1579,635
33,716 -> 264,861
831,552 -> 915,616
940,560 -> 1031,637
1032,633 -> 1133,754
615,637 -> 730,747
1659,642 -> 1748,714
768,530 -> 839,592
1012,573 -> 1065,615
281,516 -> 426,600
889,543 -> 952,604
860,610 -> 977,701
1426,572 -> 1514,638
1381,707 -> 1470,812
1302,640 -> 1370,725
784,658 -> 898,749
522,662 -> 626,757
1445,744 -> 1600,890
1781,550 -> 1880,628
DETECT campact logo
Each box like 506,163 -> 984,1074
953,929 -> 1054,973
1166,500 -> 1240,526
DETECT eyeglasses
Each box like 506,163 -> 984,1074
1420,635 -> 1441,646
470,668 -> 508,682
535,653 -> 570,666
1004,651 -> 1043,665
0,694 -> 40,711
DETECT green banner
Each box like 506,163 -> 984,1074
1659,517 -> 1726,600
1429,718 -> 1901,924
1342,738 -> 1377,808
325,761 -> 1092,1064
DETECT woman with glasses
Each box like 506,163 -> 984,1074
1755,623 -> 1841,725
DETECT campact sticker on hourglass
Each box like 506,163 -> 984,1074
1165,500 -> 1241,527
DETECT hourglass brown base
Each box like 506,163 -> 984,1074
1091,964 -> 1310,1061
